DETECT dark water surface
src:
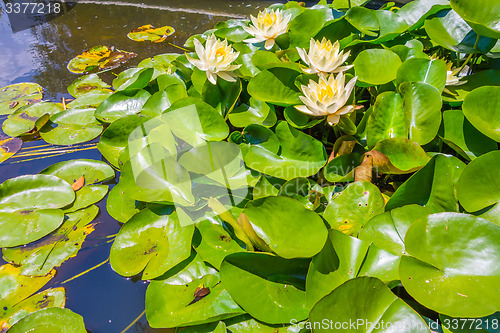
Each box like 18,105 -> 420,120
0,1 -> 283,332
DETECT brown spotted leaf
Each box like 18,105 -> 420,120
67,45 -> 137,74
127,24 -> 175,43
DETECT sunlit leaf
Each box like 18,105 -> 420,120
0,83 -> 43,116
128,24 -> 175,43
67,45 -> 137,74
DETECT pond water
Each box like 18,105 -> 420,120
0,1 -> 285,332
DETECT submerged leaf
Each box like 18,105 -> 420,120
0,136 -> 22,164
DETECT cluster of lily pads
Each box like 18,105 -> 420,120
1,0 -> 500,331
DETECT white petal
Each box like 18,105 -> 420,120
327,114 -> 340,126
217,71 -> 237,82
295,105 -> 315,115
193,38 -> 205,60
207,71 -> 217,85
264,38 -> 275,50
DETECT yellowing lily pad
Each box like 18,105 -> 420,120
67,74 -> 112,98
127,24 -> 175,43
0,264 -> 65,331
67,45 -> 137,74
0,136 -> 22,164
0,83 -> 43,115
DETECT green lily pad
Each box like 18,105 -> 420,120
307,229 -> 401,308
367,138 -> 430,174
0,136 -> 22,164
366,91 -> 407,148
309,277 -> 430,333
397,0 -> 450,30
359,204 -> 431,256
400,212 -> 500,317
40,108 -> 103,145
462,86 -> 500,142
39,158 -> 115,185
138,53 -> 179,75
202,77 -> 242,118
106,183 -> 142,223
67,45 -> 137,74
229,97 -> 277,128
353,49 -> 402,85
146,253 -> 245,328
424,9 -> 496,54
450,0 -> 500,39
456,151 -> 500,212
194,218 -> 244,269
439,110 -> 498,160
386,154 -> 464,213
97,114 -> 151,168
2,102 -> 64,137
396,58 -> 447,92
345,7 -> 380,37
67,74 -> 111,98
3,205 -> 98,276
110,209 -> 194,279
0,83 -> 43,115
94,89 -> 151,123
323,181 -> 385,236
128,24 -> 175,43
247,68 -> 302,106
113,67 -> 155,91
7,308 -> 86,333
220,252 -> 309,324
243,122 -> 327,180
0,174 -> 75,247
252,175 -> 285,200
243,196 -> 328,258
400,82 -> 442,145
66,90 -> 113,109
64,185 -> 108,213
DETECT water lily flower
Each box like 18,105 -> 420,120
295,72 -> 357,126
444,61 -> 467,94
186,34 -> 241,85
296,38 -> 353,75
243,8 -> 292,50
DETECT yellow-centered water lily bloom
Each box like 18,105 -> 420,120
444,61 -> 467,94
296,37 -> 353,75
243,8 -> 292,50
186,34 -> 241,85
295,72 -> 358,126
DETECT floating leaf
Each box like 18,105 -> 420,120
0,136 -> 22,164
386,154 -> 464,213
396,58 -> 447,92
400,212 -> 500,317
353,49 -> 402,85
229,97 -> 277,128
306,229 -> 402,308
323,153 -> 360,183
0,83 -> 43,115
323,181 -> 385,236
128,24 -> 175,43
110,209 -> 194,279
456,150 -> 500,213
40,107 -> 103,145
247,68 -> 302,106
138,53 -> 179,75
442,70 -> 500,103
462,86 -> 500,142
242,196 -> 327,258
439,110 -> 498,160
67,74 -> 111,98
397,0 -> 450,30
146,254 -> 244,328
309,277 -> 430,333
67,45 -> 137,74
0,174 -> 75,247
2,205 -> 98,276
95,89 -> 151,123
194,218 -> 244,269
450,0 -> 500,39
7,308 -> 86,333
0,264 -> 64,331
66,90 -> 112,109
97,114 -> 151,168
2,102 -> 64,137
40,159 -> 115,185
106,183 -> 142,223
220,252 -> 309,324
243,122 -> 327,180
366,138 -> 429,174
113,67 -> 155,91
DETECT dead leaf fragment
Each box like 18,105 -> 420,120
71,176 -> 85,191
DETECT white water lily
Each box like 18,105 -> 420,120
186,34 -> 241,85
445,61 -> 467,88
243,8 -> 292,50
296,37 -> 353,75
295,72 -> 357,126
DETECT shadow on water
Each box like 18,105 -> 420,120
0,0 -> 286,332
